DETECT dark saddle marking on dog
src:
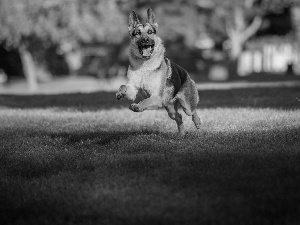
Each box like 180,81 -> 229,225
165,57 -> 188,96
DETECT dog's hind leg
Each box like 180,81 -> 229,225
192,111 -> 201,132
165,102 -> 185,135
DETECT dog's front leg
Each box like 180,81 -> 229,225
129,96 -> 163,112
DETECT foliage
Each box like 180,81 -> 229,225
203,0 -> 298,42
154,2 -> 206,47
0,0 -> 127,49
0,0 -> 299,80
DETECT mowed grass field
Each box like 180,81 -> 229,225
0,84 -> 300,225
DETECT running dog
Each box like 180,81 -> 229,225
116,8 -> 201,134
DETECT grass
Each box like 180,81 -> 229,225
0,84 -> 300,225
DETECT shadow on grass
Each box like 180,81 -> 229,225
0,86 -> 299,110
2,127 -> 298,174
0,129 -> 170,178
0,126 -> 300,224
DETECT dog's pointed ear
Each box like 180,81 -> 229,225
146,8 -> 158,32
128,11 -> 140,34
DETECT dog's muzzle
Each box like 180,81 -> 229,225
137,37 -> 155,59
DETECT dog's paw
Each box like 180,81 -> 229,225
116,91 -> 125,100
129,104 -> 143,112
116,86 -> 127,100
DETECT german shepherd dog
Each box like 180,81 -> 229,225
116,8 -> 201,134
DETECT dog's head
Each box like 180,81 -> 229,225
128,8 -> 159,59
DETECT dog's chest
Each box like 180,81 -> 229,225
128,67 -> 165,95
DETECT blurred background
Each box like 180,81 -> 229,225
1,0 -> 300,93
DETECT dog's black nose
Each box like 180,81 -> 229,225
142,37 -> 149,44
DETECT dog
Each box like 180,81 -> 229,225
116,8 -> 201,134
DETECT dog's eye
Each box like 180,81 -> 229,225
134,31 -> 141,37
147,30 -> 153,35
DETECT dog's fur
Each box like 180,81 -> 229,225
116,8 -> 201,134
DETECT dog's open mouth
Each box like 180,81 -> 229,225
138,44 -> 154,59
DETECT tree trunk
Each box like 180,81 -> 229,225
229,32 -> 244,59
227,58 -> 239,80
64,50 -> 82,76
291,6 -> 300,41
226,7 -> 262,79
19,46 -> 38,92
228,31 -> 245,79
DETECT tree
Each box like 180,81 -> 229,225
290,5 -> 300,41
197,0 -> 295,78
0,0 -> 127,91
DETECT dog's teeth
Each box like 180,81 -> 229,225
142,46 -> 152,57
138,45 -> 154,58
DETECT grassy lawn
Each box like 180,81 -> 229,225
0,84 -> 300,225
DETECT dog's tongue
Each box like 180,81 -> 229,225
142,46 -> 152,57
